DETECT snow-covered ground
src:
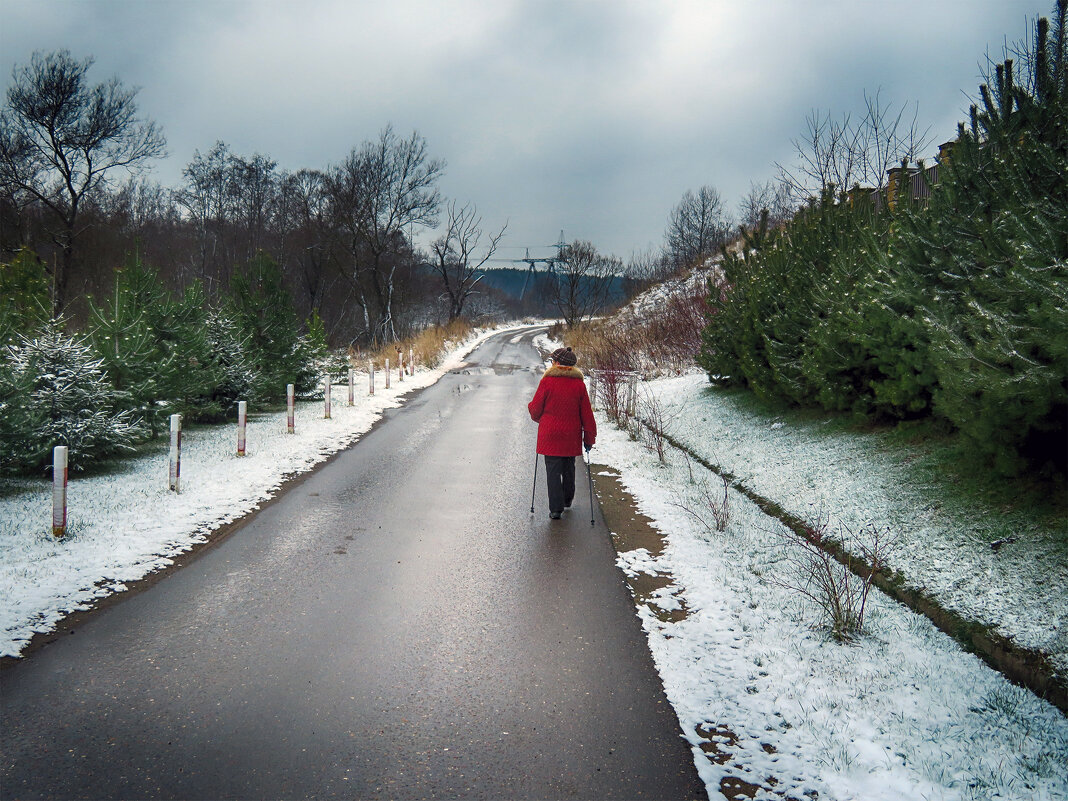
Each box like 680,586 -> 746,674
4,320 -> 1065,800
0,324 -> 524,658
592,371 -> 1068,801
650,373 -> 1068,673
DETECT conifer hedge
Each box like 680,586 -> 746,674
0,252 -> 329,475
700,4 -> 1067,477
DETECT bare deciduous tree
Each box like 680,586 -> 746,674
0,50 -> 166,311
665,185 -> 732,269
174,141 -> 231,286
430,200 -> 506,321
329,125 -> 444,343
622,247 -> 673,297
550,240 -> 620,327
777,89 -> 930,202
276,168 -> 349,334
738,179 -> 795,231
227,151 -> 277,262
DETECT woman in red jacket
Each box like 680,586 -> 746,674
528,346 -> 596,519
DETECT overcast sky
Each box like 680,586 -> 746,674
0,0 -> 1041,262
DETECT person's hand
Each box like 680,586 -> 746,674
584,443 -> 592,453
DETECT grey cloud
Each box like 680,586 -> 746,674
0,0 -> 1042,259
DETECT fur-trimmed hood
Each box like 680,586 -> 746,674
543,364 -> 585,380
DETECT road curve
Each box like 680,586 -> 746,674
1,327 -> 704,800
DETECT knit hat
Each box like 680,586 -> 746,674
551,346 -> 577,366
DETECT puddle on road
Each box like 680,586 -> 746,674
449,363 -> 533,376
590,464 -> 688,623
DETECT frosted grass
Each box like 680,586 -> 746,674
595,413 -> 1068,800
652,372 -> 1067,674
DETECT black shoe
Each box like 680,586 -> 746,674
549,512 -> 562,520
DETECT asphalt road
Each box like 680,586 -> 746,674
1,327 -> 705,800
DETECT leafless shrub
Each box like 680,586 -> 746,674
675,472 -> 732,535
635,289 -> 710,374
770,515 -> 897,641
595,369 -> 627,425
639,388 -> 668,462
577,269 -> 711,379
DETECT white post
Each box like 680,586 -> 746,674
237,401 -> 247,456
368,361 -> 375,395
52,445 -> 68,538
409,347 -> 415,375
324,376 -> 332,419
169,414 -> 182,493
348,368 -> 355,406
385,358 -> 391,389
287,384 -> 295,434
398,350 -> 404,382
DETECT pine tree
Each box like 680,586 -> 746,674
2,318 -> 145,474
227,253 -> 306,399
905,3 -> 1068,476
89,260 -> 224,433
0,249 -> 50,346
88,259 -> 173,436
204,308 -> 257,413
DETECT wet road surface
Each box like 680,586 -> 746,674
1,327 -> 704,800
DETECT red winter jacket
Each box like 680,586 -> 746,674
528,365 -> 597,457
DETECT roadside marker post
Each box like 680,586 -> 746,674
169,414 -> 182,493
409,347 -> 415,375
287,384 -> 295,433
237,401 -> 247,456
348,368 -> 355,406
385,359 -> 391,389
369,361 -> 375,395
398,349 -> 404,382
324,376 -> 332,419
52,445 -> 68,538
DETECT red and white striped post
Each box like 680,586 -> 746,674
324,376 -> 332,419
348,368 -> 355,406
385,358 -> 391,389
52,445 -> 68,538
409,347 -> 415,375
237,401 -> 247,456
287,383 -> 295,434
368,361 -> 375,395
397,349 -> 404,382
169,413 -> 182,493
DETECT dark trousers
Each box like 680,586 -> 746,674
543,455 -> 576,513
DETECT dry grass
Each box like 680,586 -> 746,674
549,271 -> 712,378
348,319 -> 477,372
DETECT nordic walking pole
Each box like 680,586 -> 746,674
530,452 -> 539,514
585,446 -> 595,526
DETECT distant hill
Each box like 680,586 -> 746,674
476,267 -> 628,315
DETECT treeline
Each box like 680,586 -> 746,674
0,51 -> 523,347
700,4 -> 1067,478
